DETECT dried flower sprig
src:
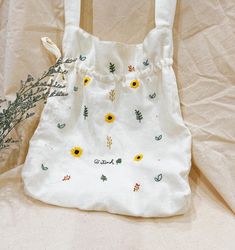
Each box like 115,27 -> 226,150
0,57 -> 77,150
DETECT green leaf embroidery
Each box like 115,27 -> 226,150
101,174 -> 107,182
57,123 -> 66,129
109,62 -> 115,73
143,59 -> 149,66
154,174 -> 162,182
83,105 -> 88,120
149,92 -> 156,99
41,164 -> 48,171
135,109 -> 143,123
116,158 -> 122,164
155,135 -> 162,141
128,65 -> 135,72
79,55 -> 86,61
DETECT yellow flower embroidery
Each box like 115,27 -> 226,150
105,113 -> 116,123
134,154 -> 143,161
83,76 -> 91,86
71,146 -> 83,157
130,79 -> 140,89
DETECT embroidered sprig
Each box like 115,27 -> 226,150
135,109 -> 143,123
109,89 -> 115,102
106,136 -> 112,149
109,62 -> 116,73
133,183 -> 140,192
83,105 -> 88,120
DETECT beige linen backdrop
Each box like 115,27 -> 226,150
0,0 -> 234,249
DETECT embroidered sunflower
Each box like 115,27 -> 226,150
83,76 -> 91,86
105,113 -> 116,123
130,79 -> 140,89
134,154 -> 143,161
71,146 -> 83,157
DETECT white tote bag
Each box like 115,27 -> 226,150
22,0 -> 192,217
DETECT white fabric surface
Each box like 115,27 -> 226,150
1,164 -> 235,250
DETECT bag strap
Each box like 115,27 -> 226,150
155,0 -> 177,28
64,0 -> 81,28
63,0 -> 176,29
41,37 -> 68,91
41,37 -> 61,60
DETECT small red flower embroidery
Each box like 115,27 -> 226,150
133,183 -> 140,192
62,175 -> 71,181
128,65 -> 135,72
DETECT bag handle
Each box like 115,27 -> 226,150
41,37 -> 62,60
64,0 -> 81,28
41,37 -> 68,91
63,0 -> 176,29
155,0 -> 177,28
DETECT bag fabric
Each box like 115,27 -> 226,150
22,0 -> 192,217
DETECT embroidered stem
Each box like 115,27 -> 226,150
133,183 -> 140,192
109,89 -> 115,102
106,136 -> 112,149
109,62 -> 116,73
135,109 -> 143,123
83,105 -> 88,120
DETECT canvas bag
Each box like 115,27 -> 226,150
22,0 -> 192,217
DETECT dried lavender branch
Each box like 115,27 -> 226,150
0,57 -> 77,150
